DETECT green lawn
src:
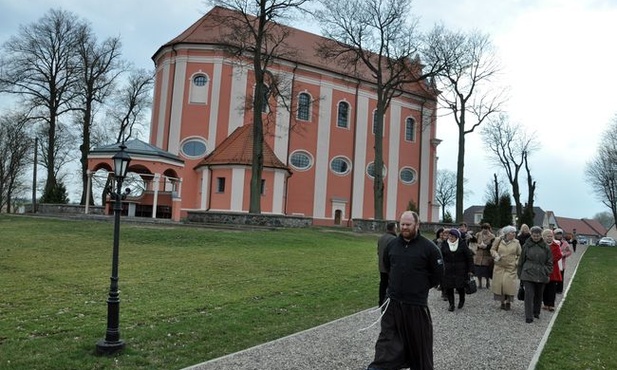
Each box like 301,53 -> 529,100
0,215 -> 377,369
535,246 -> 617,369
2,215 -> 616,370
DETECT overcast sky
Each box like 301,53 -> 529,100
1,0 -> 615,220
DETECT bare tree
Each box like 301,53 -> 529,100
423,25 -> 504,222
206,1 -> 310,214
481,113 -> 538,227
586,116 -> 617,223
104,68 -> 154,143
0,8 -> 83,203
435,169 -> 456,221
315,0 -> 439,220
74,25 -> 124,205
593,211 -> 615,230
0,112 -> 33,212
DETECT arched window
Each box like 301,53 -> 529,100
189,73 -> 209,104
297,92 -> 311,121
405,117 -> 416,142
337,101 -> 350,128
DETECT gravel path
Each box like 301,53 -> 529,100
183,245 -> 587,370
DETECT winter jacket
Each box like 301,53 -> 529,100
473,230 -> 495,266
384,232 -> 444,306
518,237 -> 552,283
549,241 -> 563,282
558,239 -> 572,271
490,237 -> 521,296
377,231 -> 397,273
440,239 -> 475,289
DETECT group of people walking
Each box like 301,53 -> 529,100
431,222 -> 573,322
368,212 -> 575,370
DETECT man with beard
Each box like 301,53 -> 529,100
367,211 -> 444,370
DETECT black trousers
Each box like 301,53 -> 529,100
556,269 -> 565,293
543,281 -> 558,306
523,281 -> 544,320
369,299 -> 434,370
444,287 -> 465,306
379,272 -> 388,306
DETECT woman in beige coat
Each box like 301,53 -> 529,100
490,225 -> 522,310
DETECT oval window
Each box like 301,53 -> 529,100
400,167 -> 417,184
289,151 -> 313,170
181,139 -> 207,158
330,156 -> 351,175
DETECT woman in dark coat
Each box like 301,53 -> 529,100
440,228 -> 475,311
517,226 -> 552,323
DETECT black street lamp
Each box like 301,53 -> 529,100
96,144 -> 131,355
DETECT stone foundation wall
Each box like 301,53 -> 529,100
25,203 -> 105,215
187,211 -> 312,228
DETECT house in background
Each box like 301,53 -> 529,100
607,224 -> 617,240
87,6 -> 441,225
463,205 -> 608,244
554,216 -> 608,245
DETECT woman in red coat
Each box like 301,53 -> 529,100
542,229 -> 563,311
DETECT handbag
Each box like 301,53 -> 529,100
517,282 -> 525,301
465,276 -> 477,294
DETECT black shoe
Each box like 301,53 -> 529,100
534,314 -> 540,319
526,318 -> 533,323
448,305 -> 455,312
458,300 -> 465,309
505,302 -> 511,311
500,303 -> 506,310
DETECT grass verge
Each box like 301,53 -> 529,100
0,215 -> 376,369
536,246 -> 617,369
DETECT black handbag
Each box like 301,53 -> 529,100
465,277 -> 477,294
517,283 -> 525,301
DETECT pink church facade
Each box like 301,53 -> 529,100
92,7 -> 441,226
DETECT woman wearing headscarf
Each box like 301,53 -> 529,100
542,229 -> 563,312
472,223 -> 495,289
517,226 -> 552,323
490,225 -> 522,310
440,229 -> 474,311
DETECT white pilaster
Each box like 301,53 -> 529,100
208,62 -> 222,150
312,84 -> 332,219
228,66 -> 248,135
386,104 -> 401,220
168,58 -> 187,155
419,111 -> 432,221
351,95 -> 369,218
231,167 -> 245,211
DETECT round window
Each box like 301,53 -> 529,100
181,139 -> 207,158
330,157 -> 351,175
400,167 -> 417,184
289,151 -> 313,170
367,162 -> 387,178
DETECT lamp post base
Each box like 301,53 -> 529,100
96,339 -> 125,355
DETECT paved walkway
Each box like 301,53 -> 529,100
183,245 -> 587,370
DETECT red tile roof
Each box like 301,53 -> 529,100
155,6 -> 436,99
195,124 -> 289,171
555,216 -> 607,237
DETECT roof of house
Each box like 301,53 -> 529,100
554,216 -> 607,237
195,124 -> 289,171
89,139 -> 184,165
154,6 -> 436,99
